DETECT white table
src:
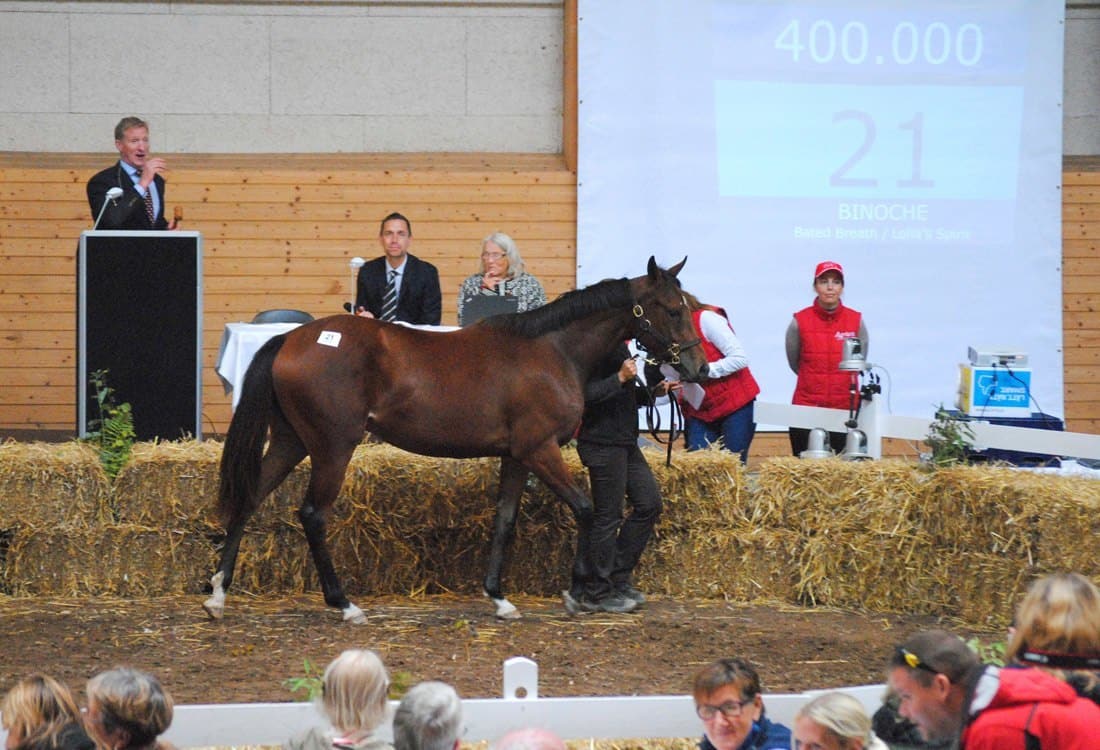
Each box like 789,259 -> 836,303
215,322 -> 301,409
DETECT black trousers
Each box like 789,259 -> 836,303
574,441 -> 662,599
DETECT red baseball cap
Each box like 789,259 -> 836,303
814,261 -> 844,281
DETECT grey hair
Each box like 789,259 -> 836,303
392,681 -> 462,750
481,231 -> 526,279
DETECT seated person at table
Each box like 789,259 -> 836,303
457,232 -> 546,326
355,212 -> 441,325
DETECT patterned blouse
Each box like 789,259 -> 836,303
457,273 -> 548,324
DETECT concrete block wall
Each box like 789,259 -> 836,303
0,0 -> 563,153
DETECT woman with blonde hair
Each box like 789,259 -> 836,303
83,668 -> 173,750
792,692 -> 888,750
1006,571 -> 1100,705
1,675 -> 93,750
284,649 -> 392,750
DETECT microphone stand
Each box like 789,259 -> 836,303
93,188 -> 124,230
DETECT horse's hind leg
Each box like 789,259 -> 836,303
204,424 -> 305,619
298,447 -> 364,623
483,456 -> 529,620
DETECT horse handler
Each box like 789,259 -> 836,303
563,343 -> 677,614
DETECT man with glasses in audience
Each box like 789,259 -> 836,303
888,629 -> 1100,749
692,657 -> 791,750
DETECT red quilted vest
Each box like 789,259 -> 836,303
683,308 -> 760,422
791,300 -> 861,410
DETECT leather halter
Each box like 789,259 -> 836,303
631,299 -> 701,368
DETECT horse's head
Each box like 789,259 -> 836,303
629,256 -> 709,383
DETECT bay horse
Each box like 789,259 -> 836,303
203,256 -> 708,623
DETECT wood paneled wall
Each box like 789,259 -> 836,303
2,153 -> 1098,445
0,152 -> 577,438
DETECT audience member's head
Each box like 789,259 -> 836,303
692,657 -> 767,750
317,649 -> 391,739
885,630 -> 980,744
1005,572 -> 1100,699
84,667 -> 173,750
479,232 -> 526,279
392,681 -> 462,750
2,674 -> 90,750
793,692 -> 887,750
489,727 -> 566,750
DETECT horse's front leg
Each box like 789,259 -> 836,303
483,456 -> 529,620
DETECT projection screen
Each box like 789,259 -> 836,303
578,0 -> 1065,423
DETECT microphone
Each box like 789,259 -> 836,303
93,187 -> 124,230
347,256 -> 365,313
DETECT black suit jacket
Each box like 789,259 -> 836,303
356,254 -> 442,326
87,162 -> 168,230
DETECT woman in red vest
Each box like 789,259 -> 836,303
786,261 -> 869,456
680,291 -> 760,464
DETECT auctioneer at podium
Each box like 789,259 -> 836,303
77,230 -> 203,441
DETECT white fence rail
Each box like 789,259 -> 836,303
158,658 -> 886,748
756,396 -> 1100,461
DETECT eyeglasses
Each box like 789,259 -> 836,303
696,697 -> 753,720
481,252 -> 506,261
897,646 -> 939,675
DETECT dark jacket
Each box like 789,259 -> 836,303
577,344 -> 650,446
697,715 -> 792,750
87,162 -> 168,230
355,253 -> 442,326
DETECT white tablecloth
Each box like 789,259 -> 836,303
215,322 -> 301,409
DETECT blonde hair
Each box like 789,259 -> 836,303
1006,572 -> 1100,691
1,674 -> 83,750
320,649 -> 390,735
86,668 -> 173,750
795,692 -> 881,750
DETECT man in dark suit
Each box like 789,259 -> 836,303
87,116 -> 178,231
355,212 -> 442,325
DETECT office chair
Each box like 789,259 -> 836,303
251,309 -> 315,324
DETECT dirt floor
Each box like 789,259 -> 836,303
0,592 -> 1000,705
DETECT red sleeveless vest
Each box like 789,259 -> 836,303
683,308 -> 760,422
791,301 -> 861,410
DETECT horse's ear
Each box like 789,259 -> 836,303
667,257 -> 687,278
647,255 -> 660,279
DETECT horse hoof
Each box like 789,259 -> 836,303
492,598 -> 521,620
202,598 -> 224,620
342,604 -> 367,624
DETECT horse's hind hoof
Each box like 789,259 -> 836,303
342,604 -> 367,624
202,598 -> 224,620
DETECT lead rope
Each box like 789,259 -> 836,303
637,374 -> 684,467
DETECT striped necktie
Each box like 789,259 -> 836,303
136,170 -> 155,226
381,269 -> 398,322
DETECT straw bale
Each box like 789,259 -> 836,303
0,440 -> 110,528
3,523 -> 214,596
644,526 -> 799,602
754,458 -> 927,533
649,449 -> 753,527
1028,475 -> 1100,574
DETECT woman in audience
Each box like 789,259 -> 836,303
456,231 -> 547,325
83,668 -> 173,750
792,692 -> 888,750
284,649 -> 392,750
691,657 -> 790,750
1,674 -> 94,750
1005,571 -> 1100,705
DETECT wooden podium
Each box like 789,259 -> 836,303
77,231 -> 203,441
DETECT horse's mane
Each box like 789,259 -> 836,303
480,278 -> 632,338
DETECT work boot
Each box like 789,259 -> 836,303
592,591 -> 638,614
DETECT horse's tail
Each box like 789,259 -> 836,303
217,334 -> 287,528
